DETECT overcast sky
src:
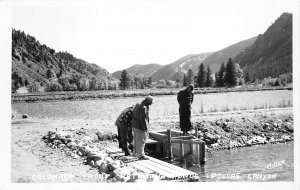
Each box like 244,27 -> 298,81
12,0 -> 295,73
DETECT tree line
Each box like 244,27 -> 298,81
119,70 -> 153,90
181,58 -> 245,88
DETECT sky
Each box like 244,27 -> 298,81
11,0 -> 295,73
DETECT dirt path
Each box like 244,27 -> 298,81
11,107 -> 293,182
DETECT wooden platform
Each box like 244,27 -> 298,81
104,146 -> 199,180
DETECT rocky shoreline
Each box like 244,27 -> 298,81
41,129 -> 161,183
194,112 -> 293,151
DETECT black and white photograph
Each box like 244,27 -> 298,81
1,0 -> 300,188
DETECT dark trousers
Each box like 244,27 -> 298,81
117,127 -> 133,154
179,106 -> 192,133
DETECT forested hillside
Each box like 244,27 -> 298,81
234,13 -> 292,80
12,29 -> 117,92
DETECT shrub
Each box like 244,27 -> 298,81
68,83 -> 77,91
28,82 -> 41,92
47,81 -> 63,92
58,76 -> 71,91
275,78 -> 282,86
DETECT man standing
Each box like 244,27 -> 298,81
115,105 -> 134,156
131,96 -> 154,160
177,84 -> 194,135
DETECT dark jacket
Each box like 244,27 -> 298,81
131,100 -> 149,131
115,106 -> 134,128
177,88 -> 194,108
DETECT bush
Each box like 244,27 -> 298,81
47,81 -> 63,92
28,82 -> 41,92
77,78 -> 89,91
275,78 -> 282,86
279,73 -> 292,86
58,76 -> 71,91
67,83 -> 77,91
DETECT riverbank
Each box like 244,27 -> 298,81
11,85 -> 292,103
11,107 -> 293,182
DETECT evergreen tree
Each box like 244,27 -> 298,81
147,76 -> 153,88
206,65 -> 213,87
197,63 -> 206,87
224,58 -> 237,86
216,62 -> 225,87
245,72 -> 251,83
120,69 -> 130,90
183,74 -> 188,86
187,69 -> 194,85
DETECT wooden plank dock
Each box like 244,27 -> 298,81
104,146 -> 199,181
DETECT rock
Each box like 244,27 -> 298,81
211,143 -> 219,149
95,160 -> 105,167
73,154 -> 80,159
282,135 -> 291,141
88,153 -> 105,161
60,137 -> 67,144
67,142 -> 77,148
251,136 -> 266,144
246,140 -> 252,146
65,134 -> 71,138
86,160 -> 95,167
83,136 -> 92,141
99,162 -> 109,173
215,120 -> 221,126
284,122 -> 294,132
113,167 -> 131,178
22,114 -> 28,119
58,144 -> 66,149
203,133 -> 217,145
50,134 -> 56,140
107,162 -> 121,171
66,138 -> 74,143
104,157 -> 114,164
263,123 -> 269,129
268,137 -> 275,143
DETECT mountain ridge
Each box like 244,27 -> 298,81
234,12 -> 292,80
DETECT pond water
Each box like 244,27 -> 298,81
177,142 -> 294,181
12,90 -> 292,120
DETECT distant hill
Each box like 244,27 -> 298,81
112,63 -> 163,79
151,52 -> 212,82
234,12 -> 292,80
202,37 -> 257,74
12,29 -> 114,92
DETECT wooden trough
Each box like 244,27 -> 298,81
147,128 -> 206,164
104,146 -> 199,180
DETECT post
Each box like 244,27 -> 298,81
195,126 -> 198,139
196,144 -> 200,164
180,142 -> 184,159
190,143 -> 194,155
200,141 -> 206,164
167,129 -> 173,161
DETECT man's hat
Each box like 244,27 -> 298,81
145,95 -> 154,103
188,84 -> 194,91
